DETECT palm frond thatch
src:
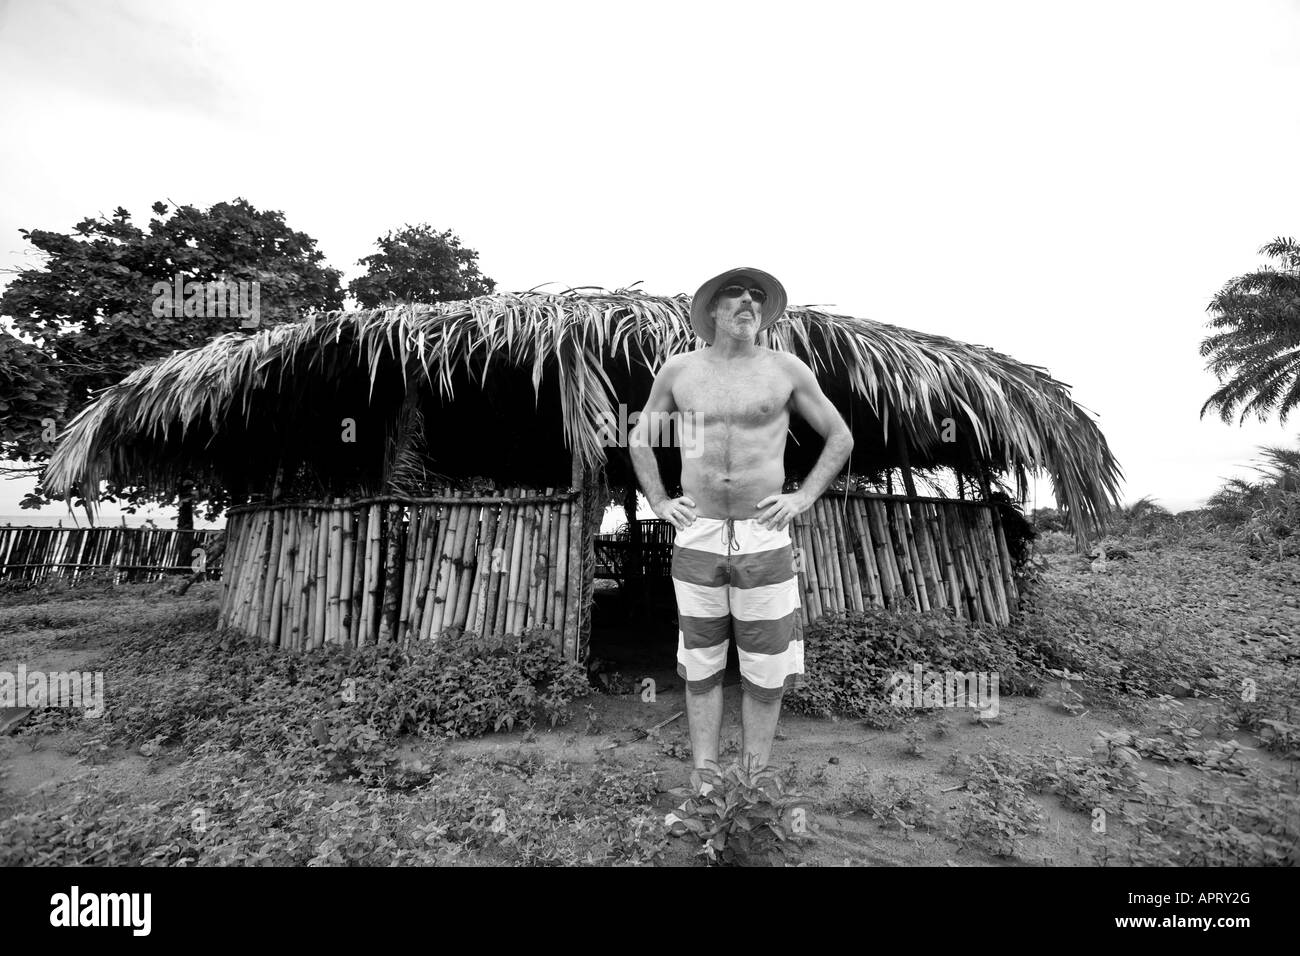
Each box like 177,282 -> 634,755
44,290 -> 1123,536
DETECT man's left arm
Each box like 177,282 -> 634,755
755,354 -> 854,531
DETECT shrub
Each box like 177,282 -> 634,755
785,607 -> 1040,722
664,763 -> 814,866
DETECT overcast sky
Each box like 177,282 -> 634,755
1,0 -> 1298,523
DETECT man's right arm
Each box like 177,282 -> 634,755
629,354 -> 696,530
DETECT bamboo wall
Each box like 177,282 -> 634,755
217,488 -> 587,658
217,488 -> 1019,661
788,492 -> 1019,626
0,525 -> 222,583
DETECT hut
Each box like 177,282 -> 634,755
43,290 -> 1121,662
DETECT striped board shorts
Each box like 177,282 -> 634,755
671,516 -> 804,702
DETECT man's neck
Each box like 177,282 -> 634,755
706,334 -> 760,361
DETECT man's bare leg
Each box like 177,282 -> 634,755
740,691 -> 783,777
686,682 -> 723,793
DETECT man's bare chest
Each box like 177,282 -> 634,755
672,360 -> 793,426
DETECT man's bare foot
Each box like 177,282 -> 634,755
689,763 -> 721,796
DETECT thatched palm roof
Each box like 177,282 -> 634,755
45,290 -> 1122,531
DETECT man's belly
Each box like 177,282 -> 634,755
679,456 -> 787,519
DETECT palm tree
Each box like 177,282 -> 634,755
1205,435 -> 1300,522
1200,237 -> 1300,424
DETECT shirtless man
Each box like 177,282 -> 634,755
628,267 -> 854,790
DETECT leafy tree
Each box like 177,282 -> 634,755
1200,237 -> 1300,424
348,224 -> 495,307
0,331 -> 68,466
0,199 -> 345,523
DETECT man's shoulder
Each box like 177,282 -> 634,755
660,351 -> 700,374
767,348 -> 811,375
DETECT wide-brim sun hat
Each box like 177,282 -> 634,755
689,267 -> 787,345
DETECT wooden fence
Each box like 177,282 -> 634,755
788,492 -> 1019,627
218,488 -> 586,658
0,525 -> 224,583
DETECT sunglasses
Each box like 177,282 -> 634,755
719,284 -> 768,305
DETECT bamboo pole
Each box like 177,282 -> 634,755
11,529 -> 24,581
308,509 -> 328,649
323,503 -> 343,644
419,503 -> 454,642
396,503 -> 424,643
360,503 -> 384,644
293,509 -> 313,650
832,498 -> 862,612
813,498 -> 845,612
989,505 -> 1019,612
109,528 -> 125,586
218,514 -> 246,618
406,504 -> 438,643
450,502 -> 482,632
376,503 -> 405,644
552,495 -> 571,635
268,509 -> 294,647
486,491 -> 515,639
789,516 -> 811,626
889,500 -> 921,611
809,500 -> 836,612
423,500 -> 455,640
910,502 -> 944,614
47,529 -> 62,583
562,461 -> 585,661
227,514 -> 255,633
508,498 -> 536,634
227,516 -> 253,625
348,505 -> 368,647
518,493 -> 543,635
900,502 -> 932,613
25,529 -> 41,583
864,500 -> 898,606
466,501 -> 498,636
444,502 -> 473,634
936,503 -> 969,619
976,507 -> 1010,624
258,508 -> 286,642
848,498 -> 883,608
338,505 -> 356,645
236,511 -> 270,635
930,502 -> 961,613
297,511 -> 315,648
968,508 -> 998,624
48,530 -> 65,582
296,511 -> 315,651
527,490 -> 554,628
543,498 -> 563,628
833,499 -> 865,612
247,517 -> 271,639
475,496 -> 504,639
529,491 -> 553,628
789,516 -> 814,622
929,503 -> 962,613
800,510 -> 825,621
967,507 -> 999,623
931,504 -> 965,619
282,514 -> 300,649
949,505 -> 984,622
430,498 -> 470,639
884,501 -> 920,611
294,511 -> 313,649
504,494 -> 529,635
